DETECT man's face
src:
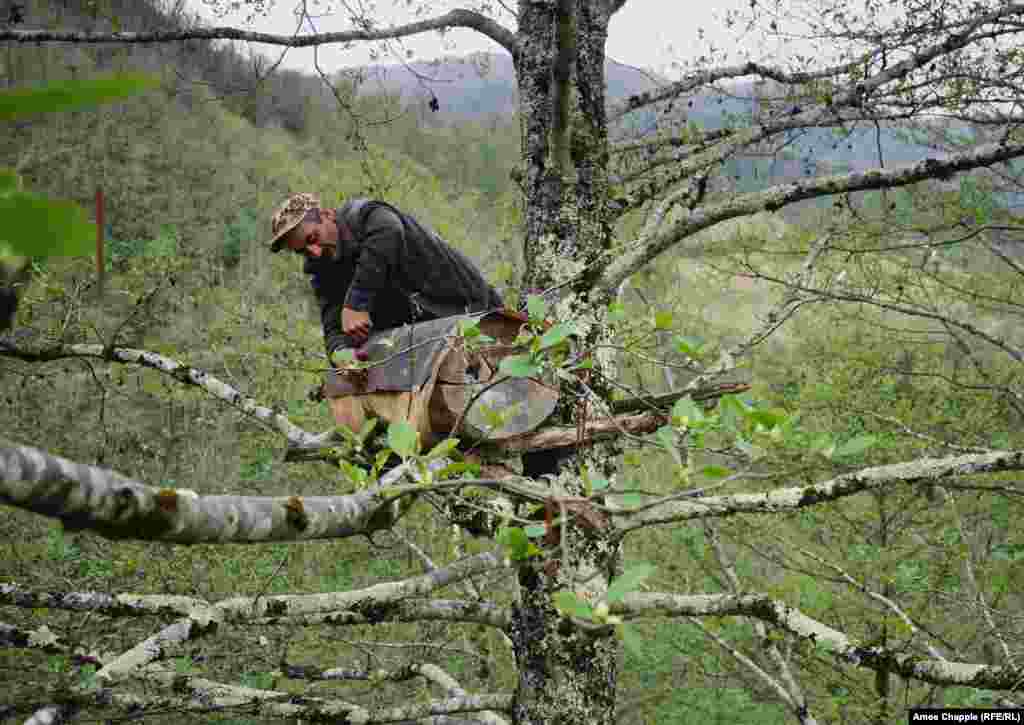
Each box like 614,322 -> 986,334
284,209 -> 337,258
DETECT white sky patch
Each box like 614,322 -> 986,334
184,0 -> 791,77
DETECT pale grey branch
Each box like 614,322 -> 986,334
616,591 -> 1024,689
0,441 -> 395,544
0,9 -> 518,55
597,139 -> 1024,295
616,450 -> 1024,532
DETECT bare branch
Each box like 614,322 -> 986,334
0,9 -> 519,55
414,663 -> 510,725
706,523 -> 817,724
942,489 -> 1014,665
0,583 -> 209,618
609,60 -> 866,122
95,552 -> 506,682
55,663 -> 514,723
248,598 -> 511,629
0,621 -> 69,655
609,382 -> 751,416
791,542 -> 949,661
688,616 -> 802,714
614,591 -> 1024,689
740,270 -> 1024,364
678,236 -> 830,395
615,450 -> 1024,533
0,343 -> 322,447
596,139 -> 1024,295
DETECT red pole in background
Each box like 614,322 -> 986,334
96,186 -> 104,290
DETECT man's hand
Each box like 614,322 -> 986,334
342,306 -> 372,343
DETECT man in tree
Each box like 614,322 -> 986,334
267,192 -> 570,476
267,192 -> 504,361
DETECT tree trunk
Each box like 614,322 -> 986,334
511,2 -> 620,723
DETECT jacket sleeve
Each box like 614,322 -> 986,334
305,257 -> 352,355
344,206 -> 405,312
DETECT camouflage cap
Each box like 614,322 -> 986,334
267,192 -> 320,253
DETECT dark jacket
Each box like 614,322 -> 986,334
304,199 -> 504,354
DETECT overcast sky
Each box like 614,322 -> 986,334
184,0 -> 798,78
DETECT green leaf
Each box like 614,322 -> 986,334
526,294 -> 548,321
700,465 -> 732,479
538,323 -> 573,351
0,167 -> 20,193
735,436 -> 764,460
387,421 -> 419,458
833,434 -> 877,458
671,396 -> 704,425
590,476 -> 611,492
478,402 -> 510,430
620,624 -> 644,657
425,437 -> 459,461
457,319 -> 481,339
655,426 -> 683,466
654,310 -> 675,330
0,73 -> 161,120
436,461 -> 480,478
810,433 -> 834,455
524,524 -> 547,538
0,192 -> 96,257
78,663 -> 97,689
497,526 -> 533,560
619,493 -> 645,509
332,348 -> 356,366
499,353 -> 541,378
718,394 -> 746,431
339,461 -> 369,486
675,335 -> 705,357
607,563 -> 655,603
373,449 -> 393,473
553,591 -> 594,620
607,301 -> 627,324
358,417 -> 379,443
746,407 -> 788,429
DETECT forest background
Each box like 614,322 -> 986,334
1,0 -> 1023,722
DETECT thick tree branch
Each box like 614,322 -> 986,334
95,552 -> 506,683
615,591 -> 1024,689
615,450 -> 1024,532
0,621 -> 69,656
249,598 -> 511,629
0,583 -> 209,618
0,441 -> 396,544
51,665 -> 514,723
0,9 -> 519,55
596,138 -> 1024,295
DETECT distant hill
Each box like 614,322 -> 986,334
355,52 -> 661,118
355,54 -> 943,186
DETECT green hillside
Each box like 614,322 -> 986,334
2,1 -> 1024,722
